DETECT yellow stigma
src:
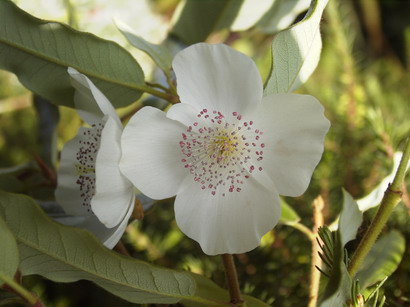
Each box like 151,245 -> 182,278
209,134 -> 238,163
74,163 -> 95,176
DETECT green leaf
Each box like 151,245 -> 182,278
182,273 -> 270,307
319,230 -> 352,307
0,174 -> 23,193
279,198 -> 300,224
355,230 -> 405,289
170,0 -> 244,45
0,215 -> 19,286
264,0 -> 329,95
256,0 -> 311,34
116,21 -> 173,75
339,189 -> 363,247
0,191 -> 194,304
0,191 -> 268,306
0,0 -> 146,108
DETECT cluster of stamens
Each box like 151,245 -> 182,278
179,109 -> 265,196
75,123 -> 103,211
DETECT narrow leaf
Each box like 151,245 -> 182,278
0,215 -> 19,286
319,231 -> 352,307
0,0 -> 145,108
339,189 -> 363,247
355,230 -> 405,289
264,0 -> 329,95
116,21 -> 173,74
0,191 -> 195,304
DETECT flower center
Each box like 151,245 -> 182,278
75,122 -> 103,212
179,109 -> 265,196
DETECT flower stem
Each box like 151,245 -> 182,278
348,138 -> 410,277
221,254 -> 245,306
308,196 -> 325,307
0,273 -> 44,306
142,85 -> 179,104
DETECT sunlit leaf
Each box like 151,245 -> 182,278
357,152 -> 409,212
339,189 -> 363,247
116,21 -> 173,74
170,0 -> 244,45
355,230 -> 405,289
264,0 -> 329,95
279,198 -> 300,224
0,0 -> 145,108
256,0 -> 311,33
0,215 -> 19,286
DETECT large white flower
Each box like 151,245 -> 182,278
55,68 -> 135,248
120,43 -> 330,255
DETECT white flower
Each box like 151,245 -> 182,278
120,43 -> 330,255
55,68 -> 135,248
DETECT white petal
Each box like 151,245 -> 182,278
172,43 -> 263,116
91,117 -> 134,228
174,175 -> 281,255
68,68 -> 121,126
254,94 -> 330,197
55,126 -> 98,216
120,107 -> 188,199
166,102 -> 209,127
60,194 -> 135,249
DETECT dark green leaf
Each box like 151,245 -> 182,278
0,191 -> 268,306
0,215 -> 19,286
355,231 -> 405,289
0,0 -> 146,108
170,0 -> 244,45
0,175 -> 23,193
182,272 -> 270,307
0,191 -> 194,304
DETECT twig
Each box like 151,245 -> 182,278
348,138 -> 410,277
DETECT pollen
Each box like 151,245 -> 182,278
179,109 -> 265,196
75,122 -> 103,211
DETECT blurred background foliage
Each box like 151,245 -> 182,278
0,0 -> 410,306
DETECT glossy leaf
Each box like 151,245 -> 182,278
116,21 -> 173,74
339,189 -> 363,247
355,230 -> 405,289
0,191 -> 194,304
170,0 -> 244,45
0,0 -> 145,108
0,215 -> 19,286
264,0 -> 329,95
